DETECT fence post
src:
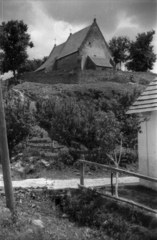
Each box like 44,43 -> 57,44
0,79 -> 15,211
111,171 -> 114,196
80,154 -> 85,186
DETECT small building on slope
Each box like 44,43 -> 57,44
35,19 -> 114,73
126,77 -> 157,190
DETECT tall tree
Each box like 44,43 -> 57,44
18,56 -> 48,74
0,20 -> 34,78
126,30 -> 156,71
108,36 -> 130,70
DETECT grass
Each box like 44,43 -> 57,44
13,68 -> 157,101
99,185 -> 157,210
19,69 -> 157,86
62,188 -> 157,240
0,189 -> 112,240
1,186 -> 157,240
14,80 -> 140,101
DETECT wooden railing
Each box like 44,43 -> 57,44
79,159 -> 157,185
79,159 -> 157,213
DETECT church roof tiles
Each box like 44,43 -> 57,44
35,25 -> 91,72
58,26 -> 91,59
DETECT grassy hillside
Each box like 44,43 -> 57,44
14,81 -> 143,101
19,69 -> 157,85
13,69 -> 157,100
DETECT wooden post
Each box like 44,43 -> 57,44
80,154 -> 85,186
0,79 -> 15,211
111,172 -> 114,196
115,164 -> 119,198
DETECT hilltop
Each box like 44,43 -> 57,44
13,69 -> 157,101
19,69 -> 156,85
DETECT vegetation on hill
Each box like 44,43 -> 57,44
109,30 -> 156,71
9,69 -> 155,164
18,69 -> 157,86
62,188 -> 157,240
4,89 -> 34,157
126,30 -> 156,71
34,87 -> 141,164
0,20 -> 34,78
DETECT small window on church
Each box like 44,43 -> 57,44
89,42 -> 91,47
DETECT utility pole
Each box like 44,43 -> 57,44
0,76 -> 15,211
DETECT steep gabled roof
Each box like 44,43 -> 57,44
35,23 -> 93,72
126,77 -> 157,114
58,26 -> 91,59
35,19 -> 113,72
35,42 -> 65,72
89,56 -> 112,68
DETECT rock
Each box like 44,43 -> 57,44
40,159 -> 50,168
11,161 -> 25,177
27,228 -> 34,234
0,207 -> 11,218
32,219 -> 44,228
0,190 -> 5,196
18,153 -> 23,157
102,220 -> 109,228
25,165 -> 35,174
62,213 -> 69,218
28,157 -> 35,163
11,156 -> 16,161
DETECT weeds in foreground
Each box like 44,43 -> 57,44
63,188 -> 157,240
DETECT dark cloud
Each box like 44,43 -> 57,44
122,0 -> 157,30
40,0 -> 157,35
0,0 -> 35,25
40,0 -> 119,33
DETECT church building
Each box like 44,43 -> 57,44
35,19 -> 114,72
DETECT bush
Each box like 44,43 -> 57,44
58,148 -> 74,166
139,78 -> 150,85
35,97 -> 120,157
63,189 -> 157,240
4,89 -> 34,157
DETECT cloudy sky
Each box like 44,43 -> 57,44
0,0 -> 157,78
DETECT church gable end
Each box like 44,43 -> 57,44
79,19 -> 113,70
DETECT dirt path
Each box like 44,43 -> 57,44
0,174 -> 139,189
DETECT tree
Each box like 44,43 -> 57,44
18,57 -> 48,74
0,20 -> 34,78
108,36 -> 130,69
4,89 -> 34,157
126,30 -> 156,71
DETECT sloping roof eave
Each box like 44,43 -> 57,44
57,50 -> 78,60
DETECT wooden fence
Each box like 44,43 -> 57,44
79,159 -> 157,214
